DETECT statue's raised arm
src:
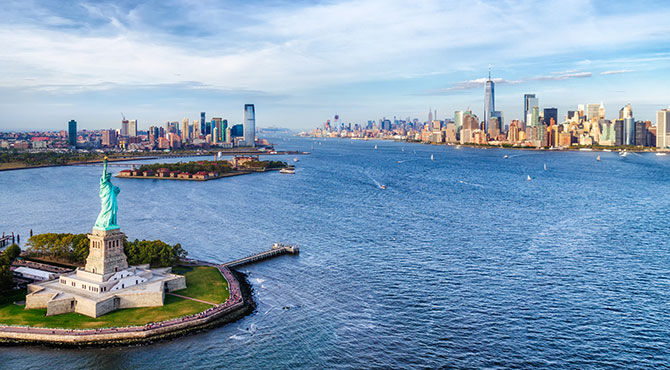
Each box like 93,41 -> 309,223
94,157 -> 120,230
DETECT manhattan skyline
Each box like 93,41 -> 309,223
2,0 -> 670,130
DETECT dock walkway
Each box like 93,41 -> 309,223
222,243 -> 300,268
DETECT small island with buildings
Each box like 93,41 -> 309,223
117,156 -> 289,181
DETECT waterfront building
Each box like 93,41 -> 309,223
68,120 -> 77,146
243,104 -> 256,147
635,121 -> 648,146
614,119 -> 624,146
484,71 -> 495,132
523,94 -> 538,130
657,109 -> 670,148
128,120 -> 137,137
624,117 -> 635,145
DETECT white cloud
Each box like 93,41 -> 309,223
532,72 -> 592,81
600,69 -> 635,75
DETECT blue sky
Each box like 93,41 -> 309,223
2,0 -> 670,130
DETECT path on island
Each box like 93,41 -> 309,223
167,293 -> 216,306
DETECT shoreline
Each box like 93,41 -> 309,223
0,265 -> 255,347
0,149 -> 309,172
116,168 -> 281,181
308,136 -> 668,153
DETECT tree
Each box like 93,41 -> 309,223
3,243 -> 21,261
0,254 -> 13,296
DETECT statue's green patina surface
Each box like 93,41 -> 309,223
94,158 -> 120,230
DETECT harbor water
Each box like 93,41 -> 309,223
1,137 -> 669,368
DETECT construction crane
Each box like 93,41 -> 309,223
121,112 -> 126,121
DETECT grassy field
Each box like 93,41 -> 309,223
171,266 -> 229,304
0,266 -> 228,329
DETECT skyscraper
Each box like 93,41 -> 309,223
243,104 -> 255,147
454,111 -> 463,130
484,70 -> 495,132
657,109 -> 670,148
182,118 -> 189,142
523,94 -> 537,130
200,112 -> 206,136
128,120 -> 137,137
121,119 -> 129,136
212,117 -> 222,142
586,104 -> 600,121
624,117 -> 635,145
68,120 -> 77,146
543,108 -> 558,126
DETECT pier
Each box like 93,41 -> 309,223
222,243 -> 300,268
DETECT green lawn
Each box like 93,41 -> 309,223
0,266 -> 227,329
171,266 -> 229,304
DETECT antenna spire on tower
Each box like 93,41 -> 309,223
488,65 -> 492,80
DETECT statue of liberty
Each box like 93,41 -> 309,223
94,157 -> 120,230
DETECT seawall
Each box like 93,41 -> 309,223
0,266 -> 255,347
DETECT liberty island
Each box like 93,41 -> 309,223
24,158 -> 186,317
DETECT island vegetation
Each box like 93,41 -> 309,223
24,233 -> 187,267
0,244 -> 21,298
135,159 -> 287,174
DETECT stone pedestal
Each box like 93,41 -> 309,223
85,228 -> 128,279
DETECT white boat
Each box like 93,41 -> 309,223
579,148 -> 593,151
374,144 -> 378,150
380,185 -> 386,190
656,152 -> 667,156
596,155 -> 601,161
280,167 -> 295,174
527,175 -> 531,181
401,147 -> 405,152
504,155 -> 509,159
544,163 -> 547,170
603,149 -> 612,152
430,154 -> 434,161
620,151 -> 628,157
293,157 -> 299,162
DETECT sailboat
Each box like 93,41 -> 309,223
374,144 -> 378,150
430,154 -> 434,161
527,175 -> 532,181
401,147 -> 405,152
544,163 -> 547,170
596,155 -> 601,161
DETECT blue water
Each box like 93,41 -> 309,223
1,137 -> 670,368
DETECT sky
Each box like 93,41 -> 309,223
2,0 -> 670,131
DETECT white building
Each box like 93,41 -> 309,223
657,109 -> 670,149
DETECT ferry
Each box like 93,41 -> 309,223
656,152 -> 667,156
579,148 -> 593,151
280,167 -> 295,174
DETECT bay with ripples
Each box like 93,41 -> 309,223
1,137 -> 669,368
